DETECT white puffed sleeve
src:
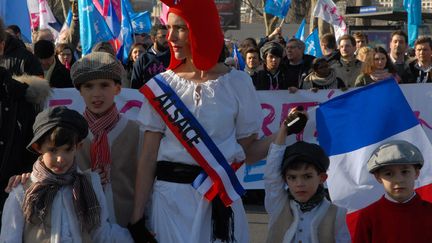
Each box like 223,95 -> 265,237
229,71 -> 262,139
264,143 -> 289,222
136,86 -> 166,133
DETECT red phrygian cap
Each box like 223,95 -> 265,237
160,0 -> 224,71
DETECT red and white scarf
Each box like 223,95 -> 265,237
84,104 -> 120,172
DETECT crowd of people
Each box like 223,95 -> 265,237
1,0 -> 432,241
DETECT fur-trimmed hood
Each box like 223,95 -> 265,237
13,75 -> 51,107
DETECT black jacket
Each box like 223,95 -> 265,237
130,47 -> 170,89
48,58 -> 73,88
0,34 -> 43,76
0,67 -> 50,211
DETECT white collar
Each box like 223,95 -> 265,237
384,192 -> 416,204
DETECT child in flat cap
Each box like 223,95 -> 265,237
264,108 -> 350,243
69,51 -> 144,228
0,106 -> 133,242
353,140 -> 432,243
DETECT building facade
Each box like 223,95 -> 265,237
375,0 -> 432,11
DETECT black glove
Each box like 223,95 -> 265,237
127,217 -> 158,243
286,106 -> 307,135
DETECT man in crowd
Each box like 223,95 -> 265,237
0,18 -> 50,225
244,47 -> 262,76
33,40 -> 73,88
331,35 -> 362,87
409,36 -> 432,83
284,38 -> 315,92
353,32 -> 369,54
131,24 -> 170,89
320,33 -> 340,65
0,24 -> 43,76
389,30 -> 413,83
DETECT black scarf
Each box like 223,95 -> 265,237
288,184 -> 326,212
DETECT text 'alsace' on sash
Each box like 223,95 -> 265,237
154,92 -> 201,147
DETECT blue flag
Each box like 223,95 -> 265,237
0,0 -> 32,42
131,11 -> 152,34
231,43 -> 245,71
78,0 -> 114,55
118,0 -> 134,64
122,0 -> 152,34
294,19 -> 306,41
264,0 -> 291,19
65,9 -> 73,27
304,28 -> 322,58
404,0 -> 421,47
106,0 -> 121,37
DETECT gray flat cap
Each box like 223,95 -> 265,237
367,140 -> 424,173
70,52 -> 122,89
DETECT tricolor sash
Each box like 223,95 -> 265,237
140,74 -> 245,206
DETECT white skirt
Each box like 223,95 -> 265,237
149,180 -> 250,243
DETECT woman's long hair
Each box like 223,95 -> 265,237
361,46 -> 397,75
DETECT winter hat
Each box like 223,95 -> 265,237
70,52 -> 122,89
281,141 -> 330,175
34,40 -> 55,59
27,106 -> 88,153
161,0 -> 224,71
367,140 -> 424,173
260,41 -> 284,60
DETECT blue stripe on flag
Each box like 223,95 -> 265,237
152,75 -> 245,196
316,78 -> 419,156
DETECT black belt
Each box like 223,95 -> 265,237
156,161 -> 202,183
156,161 -> 236,242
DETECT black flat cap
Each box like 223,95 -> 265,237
282,141 -> 330,173
27,106 -> 88,153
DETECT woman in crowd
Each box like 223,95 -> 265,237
55,43 -> 75,70
302,57 -> 346,91
356,46 -> 372,62
355,46 -> 400,87
125,43 -> 146,82
129,0 -> 274,242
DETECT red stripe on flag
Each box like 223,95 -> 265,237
140,84 -> 233,206
416,183 -> 432,203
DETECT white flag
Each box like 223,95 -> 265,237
313,0 -> 347,41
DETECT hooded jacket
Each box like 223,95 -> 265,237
0,67 -> 51,212
0,34 -> 43,76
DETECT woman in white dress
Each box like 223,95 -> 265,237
129,0 -> 275,242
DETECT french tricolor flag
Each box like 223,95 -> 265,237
316,79 -> 432,236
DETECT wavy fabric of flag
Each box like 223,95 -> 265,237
231,43 -> 245,71
313,0 -> 347,40
78,0 -> 114,55
404,0 -> 421,47
117,0 -> 134,64
264,0 -> 291,19
1,0 -> 32,42
316,79 -> 432,236
294,18 -> 306,41
304,28 -> 322,58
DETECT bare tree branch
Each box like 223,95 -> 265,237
241,0 -> 263,17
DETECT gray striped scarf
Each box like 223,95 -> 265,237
22,159 -> 101,232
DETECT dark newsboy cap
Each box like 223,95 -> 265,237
367,140 -> 424,173
27,106 -> 88,153
281,141 -> 330,174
